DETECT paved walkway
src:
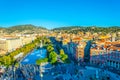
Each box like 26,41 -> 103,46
85,66 -> 120,80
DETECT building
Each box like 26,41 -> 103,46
0,36 -> 22,55
65,40 -> 77,58
75,41 -> 86,61
20,35 -> 36,45
90,41 -> 120,70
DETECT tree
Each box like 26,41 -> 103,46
49,51 -> 57,64
47,45 -> 54,52
60,49 -> 65,55
36,58 -> 48,65
60,54 -> 68,61
60,49 -> 68,62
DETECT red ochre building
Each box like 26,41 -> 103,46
90,41 -> 120,70
74,38 -> 120,70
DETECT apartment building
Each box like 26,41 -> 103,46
0,36 -> 22,55
90,41 -> 120,69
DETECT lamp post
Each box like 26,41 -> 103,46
13,60 -> 17,80
38,63 -> 55,80
13,67 -> 16,80
40,64 -> 43,80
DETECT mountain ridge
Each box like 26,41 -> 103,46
0,25 -> 120,34
0,24 -> 47,33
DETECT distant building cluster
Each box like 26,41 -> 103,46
0,29 -> 120,70
0,35 -> 35,55
0,32 -> 49,55
51,31 -> 120,70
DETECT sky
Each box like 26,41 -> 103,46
0,0 -> 120,29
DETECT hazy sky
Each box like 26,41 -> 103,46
0,0 -> 120,29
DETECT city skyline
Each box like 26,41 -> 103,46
0,1 -> 120,79
0,0 -> 120,29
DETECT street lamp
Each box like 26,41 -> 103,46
13,67 -> 16,80
40,64 -> 43,80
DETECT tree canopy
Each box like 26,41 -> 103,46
0,36 -> 44,67
59,49 -> 68,62
36,58 -> 48,65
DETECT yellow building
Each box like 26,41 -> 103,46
0,36 -> 22,55
20,36 -> 36,45
75,42 -> 86,61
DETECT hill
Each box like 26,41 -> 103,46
0,24 -> 47,33
52,26 -> 120,34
